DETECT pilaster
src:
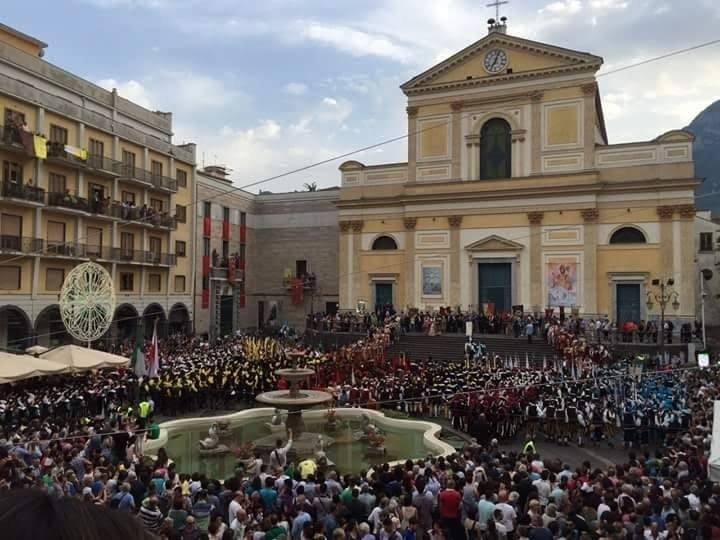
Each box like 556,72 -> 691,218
527,211 -> 544,310
676,204 -> 696,317
529,91 -> 543,175
581,208 -> 598,314
657,205 -> 675,285
451,102 -> 463,180
338,221 -> 351,308
581,84 -> 597,170
448,215 -> 462,307
404,217 -> 417,308
407,107 -> 418,183
351,220 -> 363,308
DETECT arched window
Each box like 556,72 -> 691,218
609,227 -> 647,244
372,235 -> 398,250
480,118 -> 512,180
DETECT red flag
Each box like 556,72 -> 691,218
291,278 -> 303,305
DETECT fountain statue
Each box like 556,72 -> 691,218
265,408 -> 287,433
314,434 -> 334,465
198,423 -> 230,456
354,414 -> 387,455
216,420 -> 231,437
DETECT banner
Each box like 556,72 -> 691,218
228,257 -> 236,282
465,321 -> 473,337
291,278 -> 303,305
64,144 -> 88,160
546,260 -> 578,307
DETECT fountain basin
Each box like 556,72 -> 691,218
145,408 -> 456,476
255,389 -> 333,407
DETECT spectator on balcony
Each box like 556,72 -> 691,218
212,249 -> 219,268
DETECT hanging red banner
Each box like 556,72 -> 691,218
228,257 -> 236,282
291,278 -> 303,305
201,289 -> 210,309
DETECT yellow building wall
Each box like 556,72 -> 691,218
0,95 -> 37,128
41,213 -> 76,240
357,252 -> 406,305
44,166 -> 78,193
83,218 -> 112,246
0,257 -> 32,293
596,246 -> 662,314
148,151 -> 169,175
0,29 -> 42,56
84,172 -> 112,196
44,112 -> 77,144
546,105 -> 579,146
116,266 -> 139,294
431,48 -> 572,84
119,141 -> 144,166
38,260 -> 75,293
146,269 -> 167,294
84,127 -> 114,157
418,120 -> 449,159
118,182 -> 142,203
0,206 -> 35,237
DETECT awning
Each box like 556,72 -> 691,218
0,352 -> 70,383
40,344 -> 129,371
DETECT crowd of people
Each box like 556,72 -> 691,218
0,315 -> 717,540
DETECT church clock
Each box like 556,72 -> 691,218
483,48 -> 508,74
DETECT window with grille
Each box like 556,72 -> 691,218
46,268 -> 65,291
120,272 -> 134,291
175,240 -> 186,257
174,275 -> 186,292
49,124 -> 68,145
89,138 -> 104,157
700,232 -> 714,252
2,161 -> 23,184
148,273 -> 161,292
0,266 -> 20,289
176,169 -> 187,187
49,173 -> 66,194
175,204 -> 186,223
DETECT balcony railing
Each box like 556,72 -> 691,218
0,235 -> 42,254
110,203 -> 176,229
46,141 -> 87,168
46,192 -> 115,217
0,125 -> 26,152
2,181 -> 44,204
118,164 -> 178,192
283,275 -> 317,290
86,154 -> 122,176
113,248 -> 175,265
45,241 -> 87,258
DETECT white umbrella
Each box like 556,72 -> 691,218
0,352 -> 70,383
25,345 -> 49,355
40,344 -> 129,372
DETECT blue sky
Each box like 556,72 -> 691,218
3,0 -> 720,192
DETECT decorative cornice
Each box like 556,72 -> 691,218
527,211 -> 544,225
581,82 -> 597,96
406,106 -> 418,117
448,215 -> 463,228
403,217 -> 418,230
450,101 -> 464,112
510,129 -> 527,144
350,220 -> 364,232
676,204 -> 696,219
656,205 -> 675,220
339,221 -> 352,233
580,208 -> 599,222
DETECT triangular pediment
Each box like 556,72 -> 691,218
465,235 -> 524,252
401,33 -> 603,96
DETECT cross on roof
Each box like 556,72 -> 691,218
487,0 -> 508,20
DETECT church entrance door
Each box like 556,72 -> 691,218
478,263 -> 511,314
374,283 -> 393,311
616,283 -> 640,324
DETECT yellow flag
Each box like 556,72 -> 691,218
33,135 -> 47,159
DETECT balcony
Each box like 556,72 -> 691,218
45,241 -> 87,258
114,248 -> 175,266
0,235 -> 43,255
46,141 -> 88,169
118,163 -> 178,193
86,154 -> 122,178
1,181 -> 45,205
0,125 -> 29,155
283,274 -> 317,290
110,203 -> 176,229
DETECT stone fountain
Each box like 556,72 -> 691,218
254,351 -> 335,457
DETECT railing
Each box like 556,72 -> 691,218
0,125 -> 25,150
46,141 -> 87,167
112,248 -> 175,265
87,154 -> 122,176
0,235 -> 42,253
110,203 -> 176,229
46,192 -> 115,217
2,181 -> 44,203
45,241 -> 87,258
283,275 -> 317,290
118,163 -> 178,192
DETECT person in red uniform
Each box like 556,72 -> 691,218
438,479 -> 462,540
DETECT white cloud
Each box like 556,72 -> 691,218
322,97 -> 338,106
589,0 -> 628,9
539,1 -> 583,15
299,21 -> 413,63
96,78 -> 153,108
283,82 -> 308,95
81,0 -> 167,7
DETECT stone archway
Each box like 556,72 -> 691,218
0,305 -> 32,351
143,303 -> 167,339
168,303 -> 191,335
34,304 -> 70,347
113,303 -> 139,343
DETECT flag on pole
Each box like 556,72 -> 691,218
543,356 -> 547,370
147,318 -> 159,378
131,322 -> 146,378
525,352 -> 530,370
351,364 -> 356,386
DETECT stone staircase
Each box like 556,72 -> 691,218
386,332 -> 560,367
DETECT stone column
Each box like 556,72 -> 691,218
529,91 -> 543,175
465,135 -> 480,180
448,215 -> 462,307
351,220 -> 363,308
404,217 -> 417,308
581,208 -> 599,315
676,204 -> 696,317
451,102 -> 463,180
338,221 -> 351,309
407,107 -> 418,183
34,107 -> 45,189
657,205 -> 675,277
581,83 -> 597,169
527,211 -> 544,311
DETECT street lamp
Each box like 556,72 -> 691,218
646,277 -> 679,363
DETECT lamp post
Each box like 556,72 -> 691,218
646,278 -> 679,365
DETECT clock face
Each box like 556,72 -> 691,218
483,48 -> 508,73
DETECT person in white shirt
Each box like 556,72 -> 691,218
532,470 -> 552,507
269,429 -> 293,469
228,492 -> 244,526
494,491 -> 516,534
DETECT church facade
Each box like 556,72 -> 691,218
337,22 -> 698,324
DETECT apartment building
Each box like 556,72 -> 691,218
0,23 -> 195,349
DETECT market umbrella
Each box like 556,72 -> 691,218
40,344 -> 129,372
0,351 -> 70,383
